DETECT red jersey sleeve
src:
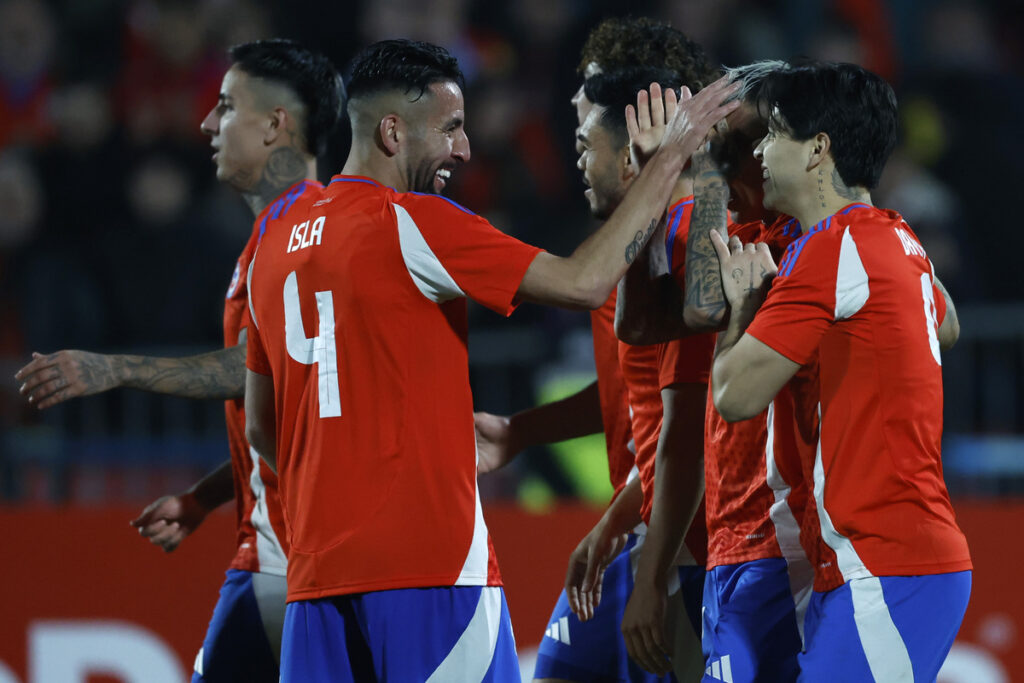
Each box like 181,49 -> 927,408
395,194 -> 543,316
745,228 -> 841,366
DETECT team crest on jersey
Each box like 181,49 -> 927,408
226,261 -> 242,299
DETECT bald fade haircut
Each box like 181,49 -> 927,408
346,39 -> 465,104
577,16 -> 720,91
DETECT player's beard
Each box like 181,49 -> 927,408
409,159 -> 444,195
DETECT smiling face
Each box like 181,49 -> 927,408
200,66 -> 272,192
401,80 -> 470,195
576,105 -> 631,220
753,112 -> 814,216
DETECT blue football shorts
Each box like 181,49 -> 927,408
281,584 -> 519,682
798,570 -> 971,682
535,533 -> 705,682
192,568 -> 282,683
700,558 -> 807,683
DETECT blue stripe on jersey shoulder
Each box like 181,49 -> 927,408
406,191 -> 477,216
664,204 -> 687,267
839,202 -> 871,215
778,216 -> 832,277
780,217 -> 799,237
329,176 -> 382,187
259,198 -> 286,244
279,180 -> 314,218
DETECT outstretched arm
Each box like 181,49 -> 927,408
129,460 -> 235,552
16,335 -> 248,409
517,77 -> 741,310
475,381 -> 603,473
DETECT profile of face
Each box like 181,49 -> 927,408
576,106 -> 631,220
713,101 -> 770,221
200,65 -> 273,191
753,112 -> 809,216
401,80 -> 470,194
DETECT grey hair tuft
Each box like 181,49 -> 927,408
723,60 -> 790,102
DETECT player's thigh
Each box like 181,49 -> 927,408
279,596 -> 374,683
799,571 -> 971,683
701,559 -> 802,683
356,584 -> 519,682
192,569 -> 278,683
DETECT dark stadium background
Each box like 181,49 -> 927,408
1,0 -> 1022,681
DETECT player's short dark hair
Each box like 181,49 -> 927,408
584,67 -> 685,147
346,39 -> 465,103
757,60 -> 898,189
229,38 -> 344,157
577,16 -> 720,90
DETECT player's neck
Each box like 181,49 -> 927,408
242,150 -> 317,217
792,168 -> 872,233
669,170 -> 694,205
341,148 -> 406,192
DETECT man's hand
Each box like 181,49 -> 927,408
626,82 -> 679,170
565,520 -> 628,622
474,411 -> 519,473
15,350 -> 119,409
661,77 -> 742,167
710,231 -> 777,310
622,576 -> 672,675
130,493 -> 210,552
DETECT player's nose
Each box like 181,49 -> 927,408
200,108 -> 218,137
453,130 -> 470,163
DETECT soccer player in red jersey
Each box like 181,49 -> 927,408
14,39 -> 343,682
618,60 -> 824,682
711,60 -> 968,681
243,39 -> 739,682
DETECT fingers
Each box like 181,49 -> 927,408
755,241 -> 779,275
679,85 -> 692,102
664,87 -> 678,120
648,82 -> 664,129
636,89 -> 651,132
625,104 -> 640,143
709,229 -> 731,261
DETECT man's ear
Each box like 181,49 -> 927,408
379,114 -> 402,156
265,107 -> 288,145
805,132 -> 831,171
621,144 -> 639,181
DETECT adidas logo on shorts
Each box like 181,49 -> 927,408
705,654 -> 733,682
544,616 -> 571,645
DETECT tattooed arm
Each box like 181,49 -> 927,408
517,77 -> 741,310
682,147 -> 732,331
16,334 -> 247,409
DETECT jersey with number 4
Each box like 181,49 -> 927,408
746,204 -> 971,583
246,175 -> 543,602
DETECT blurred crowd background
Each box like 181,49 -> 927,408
2,0 -> 1022,507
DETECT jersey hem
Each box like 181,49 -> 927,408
285,573 -> 504,603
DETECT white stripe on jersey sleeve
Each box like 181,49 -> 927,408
834,228 -> 869,320
394,203 -> 466,303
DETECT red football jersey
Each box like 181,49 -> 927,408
747,204 -> 971,585
590,291 -> 637,495
221,182 -> 319,576
618,197 -> 714,563
246,176 -> 543,601
703,215 -> 814,575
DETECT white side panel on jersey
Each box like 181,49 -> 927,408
455,457 -> 490,585
248,446 -> 287,575
848,576 -> 915,682
426,587 -> 503,682
834,229 -> 869,320
920,273 -> 943,365
394,203 -> 466,303
764,402 -> 814,643
246,257 -> 259,329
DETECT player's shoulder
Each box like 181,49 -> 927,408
393,189 -> 482,221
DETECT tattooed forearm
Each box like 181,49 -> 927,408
684,176 -> 731,328
242,146 -> 310,216
119,344 -> 247,400
624,219 -> 659,265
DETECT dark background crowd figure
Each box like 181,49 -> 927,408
2,0 -> 1023,503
